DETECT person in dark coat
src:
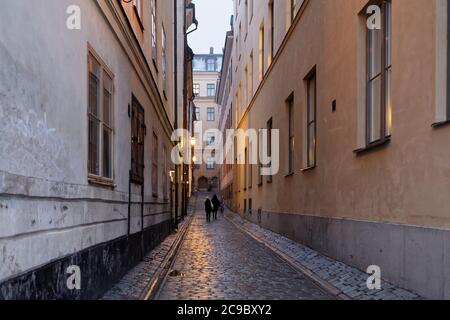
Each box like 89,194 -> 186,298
204,198 -> 212,223
211,194 -> 221,220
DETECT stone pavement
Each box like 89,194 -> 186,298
157,203 -> 332,300
225,211 -> 421,300
102,217 -> 192,300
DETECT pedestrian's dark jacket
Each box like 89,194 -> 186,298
205,199 -> 213,214
211,195 -> 221,211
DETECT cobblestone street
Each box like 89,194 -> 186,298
157,198 -> 332,300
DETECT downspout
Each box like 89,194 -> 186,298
173,0 -> 179,230
128,170 -> 131,236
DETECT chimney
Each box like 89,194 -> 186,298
210,47 -> 214,54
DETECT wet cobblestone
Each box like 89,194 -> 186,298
158,208 -> 331,300
226,211 -> 422,300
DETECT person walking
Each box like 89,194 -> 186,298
204,197 -> 212,223
211,194 -> 221,221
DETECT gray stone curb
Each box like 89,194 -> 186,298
141,213 -> 195,300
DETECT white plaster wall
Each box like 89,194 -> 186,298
0,0 -> 172,282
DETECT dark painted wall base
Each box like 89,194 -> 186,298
0,220 -> 172,300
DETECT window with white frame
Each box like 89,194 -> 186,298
88,51 -> 114,181
206,158 -> 215,170
207,107 -> 215,121
193,83 -> 200,96
207,84 -> 216,97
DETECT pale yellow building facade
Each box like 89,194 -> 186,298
224,0 -> 450,299
192,50 -> 222,192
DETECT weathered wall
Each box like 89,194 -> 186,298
0,0 -> 175,298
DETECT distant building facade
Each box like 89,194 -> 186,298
217,30 -> 235,207
192,48 -> 222,192
221,0 -> 450,299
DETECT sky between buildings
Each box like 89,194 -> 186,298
188,0 -> 233,55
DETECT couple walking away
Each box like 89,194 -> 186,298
204,194 -> 223,222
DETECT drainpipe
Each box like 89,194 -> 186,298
173,0 -> 179,230
128,170 -> 131,236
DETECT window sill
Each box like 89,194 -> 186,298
432,119 -> 450,128
301,166 -> 316,173
354,137 -> 391,155
88,175 -> 115,189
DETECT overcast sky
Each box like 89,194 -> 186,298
188,0 -> 233,55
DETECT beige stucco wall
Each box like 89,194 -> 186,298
232,0 -> 450,230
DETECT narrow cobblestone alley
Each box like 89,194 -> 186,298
157,195 -> 332,300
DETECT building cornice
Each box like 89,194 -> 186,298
236,0 -> 311,129
96,0 -> 176,141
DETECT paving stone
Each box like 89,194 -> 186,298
225,210 -> 422,301
158,196 -> 331,300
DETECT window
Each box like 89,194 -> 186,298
267,118 -> 273,183
88,51 -> 114,182
366,0 -> 392,144
151,0 -> 157,63
269,1 -> 275,65
287,94 -> 295,174
206,132 -> 215,145
245,0 -> 249,35
290,0 -> 297,24
131,96 -> 145,184
245,66 -> 249,106
238,23 -> 242,60
258,129 -> 263,186
306,72 -> 317,168
244,147 -> 248,190
162,25 -> 167,92
248,142 -> 253,188
259,22 -> 265,80
133,0 -> 143,19
163,145 -> 168,200
207,84 -> 216,97
207,59 -> 215,71
195,107 -> 200,120
207,107 -> 215,121
152,132 -> 158,197
193,83 -> 200,96
249,52 -> 254,98
206,158 -> 215,170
